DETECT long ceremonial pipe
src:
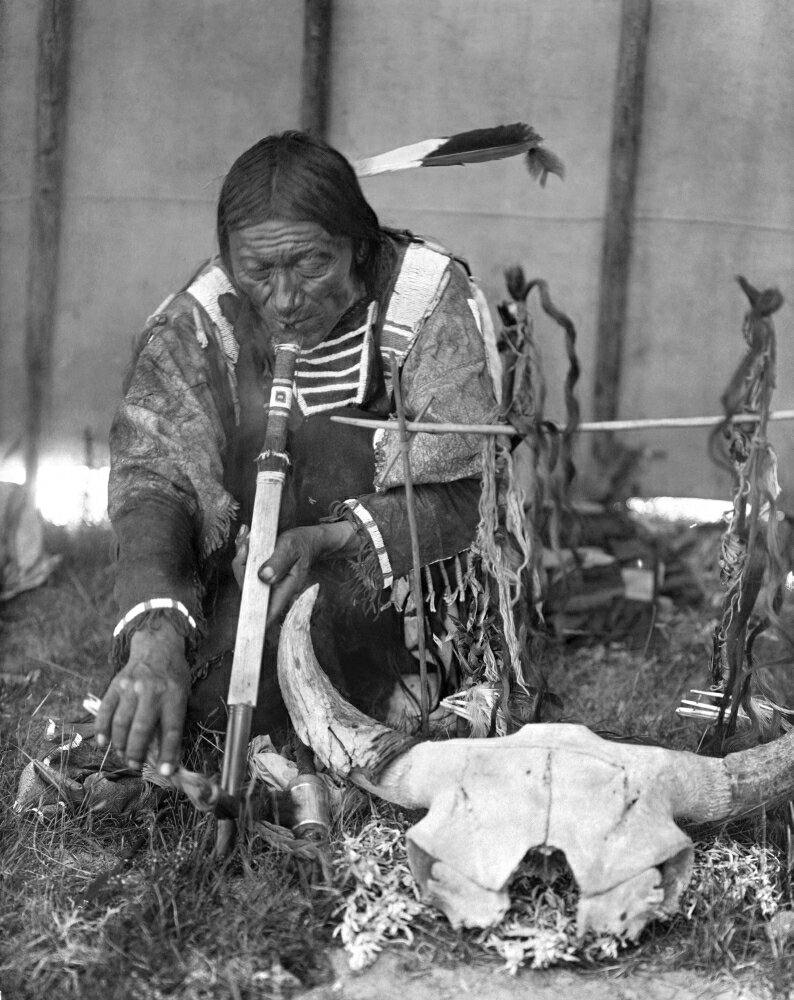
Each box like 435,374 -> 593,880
330,410 -> 794,436
215,342 -> 300,857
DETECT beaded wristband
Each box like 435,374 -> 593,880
342,498 -> 394,589
112,598 -> 198,638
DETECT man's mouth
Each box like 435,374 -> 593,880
272,314 -> 309,330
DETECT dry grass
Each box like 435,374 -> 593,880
1,525 -> 337,999
2,521 -> 794,998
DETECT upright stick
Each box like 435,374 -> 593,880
389,354 -> 430,739
592,0 -> 651,463
300,0 -> 332,138
25,0 -> 73,497
216,342 -> 300,856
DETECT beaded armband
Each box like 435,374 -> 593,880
113,598 -> 198,638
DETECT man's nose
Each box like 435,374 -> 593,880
270,270 -> 301,316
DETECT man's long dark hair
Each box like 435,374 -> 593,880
217,131 -> 386,293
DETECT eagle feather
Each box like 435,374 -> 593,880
355,122 -> 564,183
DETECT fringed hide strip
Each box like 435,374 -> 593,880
448,270 -> 581,733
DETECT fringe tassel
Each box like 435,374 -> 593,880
324,502 -> 386,614
201,494 -> 239,559
471,434 -> 532,687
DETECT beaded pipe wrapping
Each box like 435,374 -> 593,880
217,342 -> 299,851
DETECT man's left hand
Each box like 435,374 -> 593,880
236,522 -> 361,623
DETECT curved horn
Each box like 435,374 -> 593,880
279,589 -> 794,826
277,585 -> 427,807
671,729 -> 794,824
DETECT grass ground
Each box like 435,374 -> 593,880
2,520 -> 794,998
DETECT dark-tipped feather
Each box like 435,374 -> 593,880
355,122 -> 564,183
422,123 -> 543,165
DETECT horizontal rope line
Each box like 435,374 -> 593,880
3,195 -> 790,234
379,204 -> 794,234
0,193 -> 216,205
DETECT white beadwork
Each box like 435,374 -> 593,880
113,598 -> 197,638
343,498 -> 393,590
187,266 -> 239,365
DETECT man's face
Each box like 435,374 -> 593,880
228,220 -> 362,350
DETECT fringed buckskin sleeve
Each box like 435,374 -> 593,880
108,301 -> 238,664
339,261 -> 498,601
355,478 -> 482,576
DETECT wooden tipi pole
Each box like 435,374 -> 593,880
24,0 -> 73,497
300,0 -> 332,139
592,0 -> 651,466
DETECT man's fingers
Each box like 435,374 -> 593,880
123,684 -> 162,767
95,626 -> 190,769
258,546 -> 298,584
93,686 -> 120,747
266,582 -> 289,624
235,524 -> 250,555
109,679 -> 138,758
266,565 -> 305,625
259,532 -> 316,620
258,549 -> 292,584
157,690 -> 188,776
232,525 -> 250,589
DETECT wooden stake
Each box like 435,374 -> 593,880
389,354 -> 430,739
24,0 -> 73,497
300,0 -> 332,138
592,0 -> 651,463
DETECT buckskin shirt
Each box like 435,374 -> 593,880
108,232 -> 498,731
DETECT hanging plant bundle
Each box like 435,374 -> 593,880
707,277 -> 788,749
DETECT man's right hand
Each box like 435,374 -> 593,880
94,619 -> 191,775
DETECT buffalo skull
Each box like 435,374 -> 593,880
278,585 -> 794,939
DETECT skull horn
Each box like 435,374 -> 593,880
276,585 -> 430,807
671,726 -> 794,824
278,586 -> 794,825
278,585 -> 794,936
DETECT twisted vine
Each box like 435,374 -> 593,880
708,277 -> 787,749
